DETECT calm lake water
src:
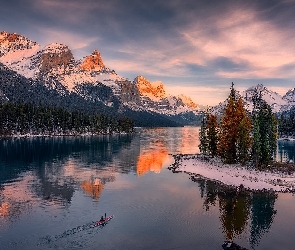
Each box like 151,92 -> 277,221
0,127 -> 295,250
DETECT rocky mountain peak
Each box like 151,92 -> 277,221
283,88 -> 295,103
211,84 -> 288,115
135,76 -> 167,99
40,43 -> 74,73
80,50 -> 105,71
178,94 -> 198,109
0,31 -> 38,57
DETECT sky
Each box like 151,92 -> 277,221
1,0 -> 295,106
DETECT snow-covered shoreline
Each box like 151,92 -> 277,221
0,131 -> 134,138
170,154 -> 295,192
278,136 -> 295,141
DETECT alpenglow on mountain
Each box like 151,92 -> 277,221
0,31 -> 201,126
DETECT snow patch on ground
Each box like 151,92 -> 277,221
172,155 -> 295,192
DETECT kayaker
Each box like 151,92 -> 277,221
100,216 -> 105,222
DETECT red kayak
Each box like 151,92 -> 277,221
94,215 -> 114,227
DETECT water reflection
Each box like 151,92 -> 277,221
81,179 -> 104,200
0,128 -> 295,250
0,202 -> 10,218
277,140 -> 295,163
135,127 -> 200,176
192,176 -> 277,248
0,135 -> 136,223
0,135 -> 135,183
139,126 -> 200,155
137,141 -> 169,176
0,128 -> 200,225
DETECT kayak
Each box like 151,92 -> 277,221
222,241 -> 248,250
94,215 -> 114,227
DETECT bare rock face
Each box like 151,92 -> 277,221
178,94 -> 198,109
0,31 -> 38,56
80,50 -> 105,71
283,88 -> 295,104
115,79 -> 141,103
134,76 -> 167,99
40,43 -> 74,73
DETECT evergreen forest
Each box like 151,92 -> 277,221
0,102 -> 134,136
199,83 -> 278,168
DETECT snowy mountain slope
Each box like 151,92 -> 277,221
0,32 -> 135,108
242,84 -> 288,113
283,88 -> 295,107
0,31 -> 201,124
2,31 -> 295,123
0,62 -> 180,127
210,84 -> 289,116
134,75 -> 199,116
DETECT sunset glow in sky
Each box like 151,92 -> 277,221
2,0 -> 295,105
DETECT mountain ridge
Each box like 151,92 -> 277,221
210,83 -> 294,116
0,31 -> 202,126
1,31 -> 295,126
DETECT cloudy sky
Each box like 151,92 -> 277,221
2,0 -> 295,105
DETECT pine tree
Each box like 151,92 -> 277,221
199,114 -> 208,154
236,98 -> 252,165
207,113 -> 218,156
251,117 -> 261,168
218,84 -> 251,164
218,95 -> 237,163
237,117 -> 252,165
251,92 -> 277,167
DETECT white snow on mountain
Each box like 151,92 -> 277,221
5,31 -> 295,119
283,88 -> 295,105
242,84 -> 288,113
0,31 -> 202,119
211,84 -> 291,115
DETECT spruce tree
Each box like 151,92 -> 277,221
236,98 -> 252,165
207,113 -> 218,157
218,94 -> 237,163
237,117 -> 252,165
218,84 -> 251,164
199,114 -> 208,154
251,117 -> 261,168
251,92 -> 277,167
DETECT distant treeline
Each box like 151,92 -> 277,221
0,102 -> 134,136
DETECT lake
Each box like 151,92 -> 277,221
0,127 -> 295,250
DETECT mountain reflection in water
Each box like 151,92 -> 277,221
0,135 -> 136,221
1,127 -> 295,250
137,141 -> 169,176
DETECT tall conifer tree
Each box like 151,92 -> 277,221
199,114 -> 208,154
251,91 -> 277,167
218,83 -> 251,164
207,113 -> 219,157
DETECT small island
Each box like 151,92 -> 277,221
169,84 -> 295,192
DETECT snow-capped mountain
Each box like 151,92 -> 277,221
211,84 -> 290,116
242,84 -> 288,113
134,76 -> 199,115
0,31 -> 201,126
283,88 -> 295,105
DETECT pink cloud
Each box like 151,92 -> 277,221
180,8 -> 295,78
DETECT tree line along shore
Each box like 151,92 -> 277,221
0,102 -> 134,136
